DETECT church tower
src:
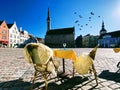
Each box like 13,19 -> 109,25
47,8 -> 50,31
100,21 -> 107,35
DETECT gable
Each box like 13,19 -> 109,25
0,21 -> 8,30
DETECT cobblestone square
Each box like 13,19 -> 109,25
0,48 -> 120,90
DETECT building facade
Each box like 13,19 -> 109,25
19,27 -> 29,47
98,21 -> 120,48
82,34 -> 99,48
75,35 -> 82,48
98,31 -> 120,48
7,22 -> 20,48
45,8 -> 75,48
45,27 -> 75,48
0,21 -> 9,47
0,20 -> 35,48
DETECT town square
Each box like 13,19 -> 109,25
0,48 -> 120,90
0,0 -> 120,90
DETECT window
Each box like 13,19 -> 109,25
17,36 -> 19,39
2,36 -> 6,39
20,39 -> 22,42
14,40 -> 16,43
10,34 -> 12,37
2,30 -> 6,34
10,39 -> 12,42
12,30 -> 15,33
14,35 -> 16,38
17,40 -> 19,43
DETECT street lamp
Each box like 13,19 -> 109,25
62,43 -> 67,73
63,43 -> 66,50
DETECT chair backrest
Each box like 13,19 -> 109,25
73,45 -> 98,75
73,54 -> 93,75
26,44 -> 41,64
24,43 -> 53,65
89,45 -> 98,60
24,43 -> 60,75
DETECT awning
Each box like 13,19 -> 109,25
0,41 -> 8,45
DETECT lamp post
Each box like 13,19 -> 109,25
63,43 -> 66,49
62,43 -> 66,73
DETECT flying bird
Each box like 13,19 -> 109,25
98,16 -> 100,18
89,20 -> 91,22
86,24 -> 88,26
81,25 -> 83,27
89,17 -> 92,19
75,20 -> 79,23
79,28 -> 82,30
74,12 -> 77,14
79,15 -> 83,18
90,12 -> 94,15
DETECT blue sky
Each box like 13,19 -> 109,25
0,0 -> 120,38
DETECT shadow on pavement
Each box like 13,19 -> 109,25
0,76 -> 97,90
0,78 -> 44,90
98,70 -> 120,83
41,76 -> 97,90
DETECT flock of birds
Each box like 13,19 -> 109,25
74,11 -> 101,31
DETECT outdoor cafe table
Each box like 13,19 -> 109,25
53,49 -> 77,76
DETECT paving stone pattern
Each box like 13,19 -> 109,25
0,48 -> 120,90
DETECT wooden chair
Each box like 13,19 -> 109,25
24,43 -> 60,90
73,45 -> 98,86
116,62 -> 120,73
89,45 -> 98,86
113,48 -> 120,73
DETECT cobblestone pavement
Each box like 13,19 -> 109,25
0,48 -> 120,90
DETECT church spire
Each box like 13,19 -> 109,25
47,8 -> 50,31
102,20 -> 105,29
100,20 -> 107,35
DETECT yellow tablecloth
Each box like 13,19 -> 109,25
53,49 -> 77,61
113,48 -> 120,53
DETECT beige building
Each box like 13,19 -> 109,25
82,34 -> 99,48
45,8 -> 75,48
